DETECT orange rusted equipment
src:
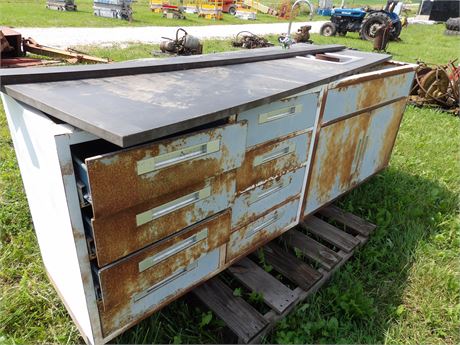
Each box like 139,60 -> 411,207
373,23 -> 391,52
410,60 -> 459,113
23,38 -> 109,64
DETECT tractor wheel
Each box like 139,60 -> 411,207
390,20 -> 402,40
228,5 -> 237,16
320,22 -> 337,37
360,12 -> 392,41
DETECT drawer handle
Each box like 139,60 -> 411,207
258,104 -> 302,124
254,143 -> 296,166
136,185 -> 212,226
245,211 -> 281,239
249,178 -> 291,205
133,261 -> 199,302
138,228 -> 208,272
137,139 -> 221,175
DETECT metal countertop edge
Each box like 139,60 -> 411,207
0,44 -> 346,85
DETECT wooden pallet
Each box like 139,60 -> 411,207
193,204 -> 376,343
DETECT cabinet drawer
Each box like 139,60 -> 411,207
232,166 -> 305,229
238,92 -> 318,147
97,212 -> 229,336
227,198 -> 299,262
75,122 -> 247,218
236,131 -> 311,193
90,171 -> 236,267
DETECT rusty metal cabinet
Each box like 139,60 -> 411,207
0,46 -> 416,345
303,66 -> 415,216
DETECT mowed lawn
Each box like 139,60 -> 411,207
1,23 -> 459,344
0,0 -> 318,27
0,0 -> 397,28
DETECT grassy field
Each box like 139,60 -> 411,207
0,0 -> 314,27
1,23 -> 459,345
0,0 -> 403,28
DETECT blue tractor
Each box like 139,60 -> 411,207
319,0 -> 402,41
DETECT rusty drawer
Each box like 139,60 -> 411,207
89,171 -> 236,267
227,198 -> 299,262
237,92 -> 318,148
75,122 -> 247,218
236,131 -> 311,193
96,211 -> 229,336
232,166 -> 305,229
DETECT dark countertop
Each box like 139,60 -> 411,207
2,44 -> 390,147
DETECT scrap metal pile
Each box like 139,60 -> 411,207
410,60 -> 460,114
231,31 -> 274,49
0,27 -> 109,68
159,28 -> 203,55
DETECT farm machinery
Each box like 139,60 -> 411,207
320,0 -> 403,40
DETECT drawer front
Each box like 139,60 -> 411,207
232,166 -> 305,229
227,198 -> 299,262
238,92 -> 318,147
98,211 -> 231,333
91,171 -> 236,266
84,122 -> 247,218
100,249 -> 220,336
322,69 -> 415,124
236,131 -> 311,193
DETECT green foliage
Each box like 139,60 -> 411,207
233,287 -> 243,297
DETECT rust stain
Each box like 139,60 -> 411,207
308,112 -> 371,207
226,197 -> 299,262
60,161 -> 74,176
356,77 -> 385,110
98,210 -> 230,336
234,174 -> 291,229
236,132 -> 311,193
86,123 -> 245,218
375,99 -> 407,170
92,171 -> 235,267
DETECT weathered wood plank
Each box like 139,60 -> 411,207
193,278 -> 268,343
261,242 -> 322,291
228,257 -> 297,314
282,229 -> 341,271
302,216 -> 360,253
318,205 -> 376,236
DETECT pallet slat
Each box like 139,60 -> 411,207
194,205 -> 377,344
318,205 -> 376,236
262,242 -> 322,290
228,257 -> 297,314
302,216 -> 361,253
282,229 -> 341,270
193,278 -> 268,343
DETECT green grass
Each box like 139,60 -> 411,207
1,23 -> 459,345
0,0 -> 318,27
0,0 -> 409,28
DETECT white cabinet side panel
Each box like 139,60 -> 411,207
1,93 -> 95,344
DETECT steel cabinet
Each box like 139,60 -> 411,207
0,56 -> 416,345
303,66 -> 415,216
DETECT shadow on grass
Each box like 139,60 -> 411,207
112,165 -> 457,344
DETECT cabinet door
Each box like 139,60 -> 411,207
303,112 -> 371,216
303,64 -> 415,217
357,99 -> 407,181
